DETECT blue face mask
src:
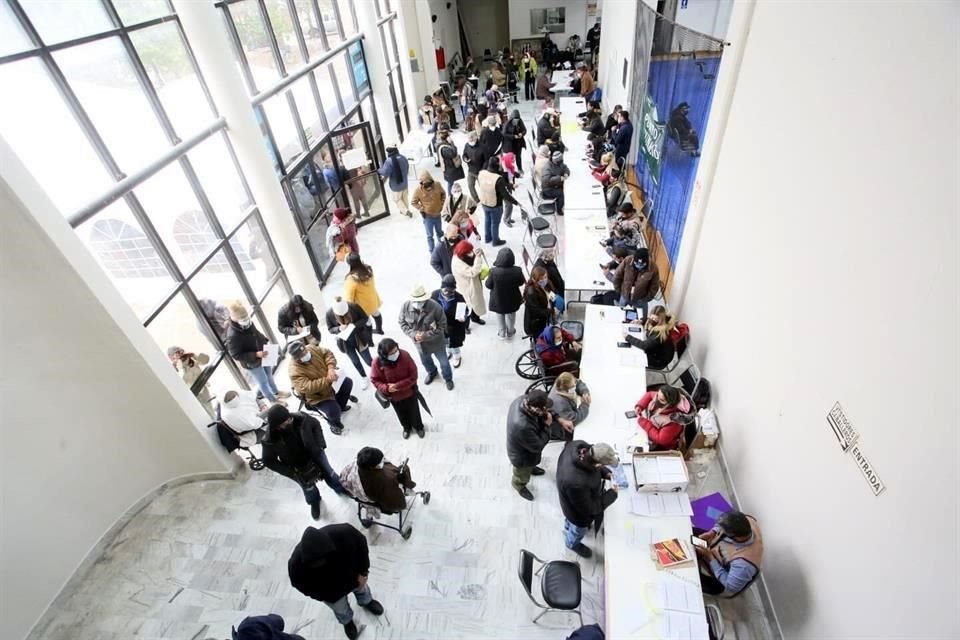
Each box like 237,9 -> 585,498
300,352 -> 312,363
537,278 -> 548,288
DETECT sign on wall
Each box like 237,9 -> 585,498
639,93 -> 665,184
348,42 -> 370,96
827,402 -> 885,496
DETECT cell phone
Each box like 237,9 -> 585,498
690,535 -> 708,549
624,410 -> 637,419
616,341 -> 631,348
624,309 -> 638,321
626,326 -> 642,333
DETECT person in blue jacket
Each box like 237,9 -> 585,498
378,145 -> 411,216
612,110 -> 634,165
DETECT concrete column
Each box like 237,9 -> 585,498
415,0 -> 441,92
353,0 -> 399,146
392,0 -> 421,130
172,0 -> 320,299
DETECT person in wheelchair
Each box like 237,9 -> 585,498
220,389 -> 268,448
345,447 -> 419,515
669,102 -> 701,156
535,325 -> 582,374
548,372 -> 592,431
634,384 -> 696,451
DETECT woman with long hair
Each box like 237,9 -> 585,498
343,253 -> 384,334
523,265 -> 554,339
625,305 -> 676,370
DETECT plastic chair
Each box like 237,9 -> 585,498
518,549 -> 583,625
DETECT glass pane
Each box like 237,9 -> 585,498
335,0 -> 356,35
318,0 -> 342,46
0,0 -> 32,56
263,0 -> 300,68
291,75 -> 323,144
130,22 -> 215,138
55,37 -> 170,172
231,215 -> 278,298
379,25 -> 395,67
331,51 -> 356,111
388,21 -> 401,66
135,162 -> 220,273
257,279 -> 293,388
262,92 -> 304,168
0,59 -> 114,216
112,0 -> 172,26
288,161 -> 329,227
190,250 -> 250,317
304,216 -> 331,280
20,0 -> 112,44
76,200 -> 177,320
361,96 -> 379,143
292,0 -> 325,60
206,360 -> 245,411
229,0 -> 279,91
316,65 -> 340,122
188,133 -> 252,232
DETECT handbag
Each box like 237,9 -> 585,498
374,389 -> 391,409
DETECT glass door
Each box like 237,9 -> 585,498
328,121 -> 390,227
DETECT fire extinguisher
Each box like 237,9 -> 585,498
435,46 -> 446,70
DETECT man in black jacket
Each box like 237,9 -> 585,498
506,390 -> 554,500
288,524 -> 384,640
556,440 -> 619,557
462,130 -> 486,204
262,405 -> 350,520
536,109 -> 560,147
277,294 -> 321,343
430,224 -> 462,276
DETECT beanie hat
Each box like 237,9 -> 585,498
228,301 -> 249,322
266,404 -> 291,429
332,297 -> 349,316
287,341 -> 306,357
441,274 -> 457,290
551,151 -> 563,164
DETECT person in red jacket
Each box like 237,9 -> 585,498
534,325 -> 582,373
635,384 -> 697,451
332,207 -> 359,255
370,337 -> 425,439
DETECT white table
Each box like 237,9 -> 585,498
550,70 -> 575,94
563,208 -> 613,302
576,305 -> 708,640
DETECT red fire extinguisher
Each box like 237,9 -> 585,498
435,46 -> 446,70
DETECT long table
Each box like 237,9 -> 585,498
576,304 -> 709,640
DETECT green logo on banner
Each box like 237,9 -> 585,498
640,93 -> 664,184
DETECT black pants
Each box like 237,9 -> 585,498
391,394 -> 424,434
692,527 -> 726,595
524,76 -> 535,100
307,377 -> 354,428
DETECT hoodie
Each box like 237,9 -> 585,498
232,614 -> 305,640
410,171 -> 445,216
288,524 -> 370,604
485,247 -> 525,314
501,109 -> 527,155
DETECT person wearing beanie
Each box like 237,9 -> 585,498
231,614 -> 305,640
343,253 -> 383,335
369,337 -> 426,438
355,447 -> 419,514
431,273 -> 469,368
555,439 -> 619,558
429,223 -> 463,277
226,301 -> 288,403
541,150 -> 570,216
410,170 -> 446,253
462,130 -> 487,204
324,296 -> 374,390
331,207 -> 359,255
612,246 -> 659,320
398,285 -> 454,390
286,340 -> 356,435
506,389 -> 555,501
262,403 -> 350,520
450,240 -> 487,324
287,524 -> 384,640
377,144 -> 411,216
484,246 -> 525,339
167,346 -> 213,416
277,294 -> 322,344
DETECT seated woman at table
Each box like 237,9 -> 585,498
605,202 -> 644,252
533,249 -> 565,295
591,152 -> 618,187
625,305 -> 676,370
535,68 -> 555,105
535,325 -> 582,374
635,384 -> 696,451
523,266 -> 556,339
548,372 -> 591,432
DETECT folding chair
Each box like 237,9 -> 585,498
520,201 -> 557,256
517,550 -> 583,626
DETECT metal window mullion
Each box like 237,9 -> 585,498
330,0 -> 346,41
122,192 -> 188,291
178,154 -> 229,242
221,3 -> 258,94
328,60 -> 344,116
175,20 -> 220,117
143,282 -> 186,325
285,0 -> 310,65
308,71 -> 329,133
256,269 -> 284,305
251,33 -> 360,106
256,104 -> 286,176
257,0 -> 288,78
309,0 -> 330,53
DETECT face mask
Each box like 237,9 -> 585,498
238,318 -> 252,328
452,189 -> 462,198
387,351 -> 400,362
537,278 -> 548,287
467,253 -> 475,259
554,337 -> 563,346
300,352 -> 312,364
442,288 -> 456,298
376,459 -> 385,469
412,301 -> 424,310
421,181 -> 430,188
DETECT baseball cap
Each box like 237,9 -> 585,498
590,442 -> 620,465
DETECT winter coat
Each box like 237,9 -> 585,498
262,412 -> 329,482
518,56 -> 538,80
359,462 -> 415,514
535,74 -> 554,100
534,257 -> 565,295
451,255 -> 487,316
174,353 -> 212,405
324,303 -> 372,354
505,396 -> 552,468
343,273 -> 382,317
501,111 -> 527,155
542,159 -> 570,195
613,120 -> 634,163
226,321 -> 269,369
613,260 -> 659,305
221,390 -> 263,448
533,154 -> 550,184
432,288 -> 469,348
378,153 -> 410,193
411,181 -> 445,217
398,299 -> 447,354
479,126 -> 503,158
579,71 -> 596,98
277,299 -> 321,338
549,380 -> 591,426
463,142 -> 487,175
535,325 -> 576,369
442,192 -> 471,220
523,282 -> 553,338
485,247 -> 525,314
537,116 -> 559,147
288,524 -> 370,604
287,344 -> 339,406
430,237 -> 459,276
439,142 -> 465,183
626,330 -> 675,370
635,389 -> 697,451
232,614 -> 305,640
370,349 -> 419,401
556,440 -> 617,527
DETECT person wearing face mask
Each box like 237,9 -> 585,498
541,150 -> 570,216
523,266 -> 555,339
556,440 -> 619,558
226,301 -> 288,404
693,510 -> 764,596
624,305 -> 676,370
605,201 -> 643,252
343,253 -> 384,335
432,274 -> 470,368
519,51 -> 539,101
548,372 -> 592,432
167,346 -> 213,415
437,130 -> 465,201
430,224 -> 463,277
478,115 -> 503,160
462,131 -> 487,204
612,110 -> 634,166
442,182 -> 469,222
220,389 -> 267,448
485,246 -> 525,339
354,447 -> 419,514
537,108 -> 560,147
533,249 -> 565,296
398,285 -> 454,390
635,384 -> 697,451
535,324 -> 582,374
506,390 -> 555,501
277,294 -> 322,344
535,68 -> 555,106
324,297 -> 374,390
450,208 -> 480,243
262,403 -> 350,520
370,338 -> 426,438
377,145 -> 411,217
501,109 -> 527,173
613,247 -> 660,320
451,240 -> 487,326
286,341 -> 356,436
410,171 -> 447,253
477,156 -> 520,246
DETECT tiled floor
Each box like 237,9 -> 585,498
28,97 -> 777,640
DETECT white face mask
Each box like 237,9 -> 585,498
387,351 -> 400,362
554,337 -> 563,346
300,352 -> 312,363
238,318 -> 252,328
412,301 -> 424,310
452,189 -> 462,198
537,278 -> 548,288
376,460 -> 385,470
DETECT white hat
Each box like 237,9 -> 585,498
410,285 -> 431,302
332,298 -> 349,316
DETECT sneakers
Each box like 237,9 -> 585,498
570,542 -> 593,558
451,356 -> 462,368
516,486 -> 534,501
310,499 -> 321,521
445,380 -> 455,390
359,377 -> 369,390
343,621 -> 365,640
531,466 -> 546,476
330,424 -> 344,436
416,428 -> 426,438
424,371 -> 438,385
362,599 -> 384,615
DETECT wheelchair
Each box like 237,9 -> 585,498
346,459 -> 431,540
207,416 -> 265,471
514,321 -> 584,393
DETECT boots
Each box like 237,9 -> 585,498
343,621 -> 364,639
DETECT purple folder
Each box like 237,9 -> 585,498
690,492 -> 733,531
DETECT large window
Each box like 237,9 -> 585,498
0,0 -> 293,411
375,3 -> 408,141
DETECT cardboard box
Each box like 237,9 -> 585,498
631,450 -> 690,493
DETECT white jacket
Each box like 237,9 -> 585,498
220,390 -> 263,448
451,255 -> 487,316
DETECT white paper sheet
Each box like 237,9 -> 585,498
630,492 -> 693,517
455,302 -> 470,322
618,346 -> 647,369
332,368 -> 346,392
262,343 -> 280,368
341,147 -> 368,170
633,456 -> 689,485
338,323 -> 355,341
656,581 -> 703,613
623,521 -> 655,546
291,327 -> 313,341
659,611 -> 710,640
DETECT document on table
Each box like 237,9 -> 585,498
633,456 -> 689,485
623,521 -> 655,546
618,347 -> 647,368
262,343 -> 280,367
337,323 -> 356,341
659,611 -> 710,640
655,581 -> 703,613
630,492 -> 693,517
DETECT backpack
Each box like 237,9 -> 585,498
589,290 -> 617,305
441,144 -> 462,169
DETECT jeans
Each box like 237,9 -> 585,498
298,450 -> 348,502
564,519 -> 590,549
248,365 -> 279,402
422,215 -> 444,252
325,583 -> 373,625
418,348 -> 453,382
482,205 -> 503,243
524,76 -> 535,100
307,377 -> 354,429
344,342 -> 373,378
495,312 -> 516,336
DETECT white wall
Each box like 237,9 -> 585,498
0,139 -> 232,640
508,0 -> 588,45
597,0 -> 638,112
678,1 -> 960,637
427,0 -> 461,73
459,0 -> 509,58
675,0 -> 733,39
